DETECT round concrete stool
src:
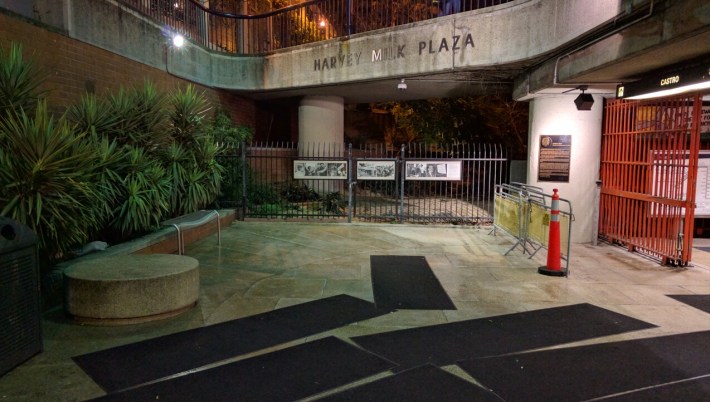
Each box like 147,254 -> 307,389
63,254 -> 199,325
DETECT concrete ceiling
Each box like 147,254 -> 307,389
246,69 -> 527,104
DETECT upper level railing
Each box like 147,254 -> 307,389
120,0 -> 513,54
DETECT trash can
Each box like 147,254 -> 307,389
0,217 -> 42,377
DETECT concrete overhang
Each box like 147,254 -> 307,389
514,0 -> 710,100
22,0 -> 709,103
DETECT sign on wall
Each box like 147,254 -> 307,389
405,161 -> 462,181
294,161 -> 347,179
538,135 -> 571,182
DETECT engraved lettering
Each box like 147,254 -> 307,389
372,49 -> 382,62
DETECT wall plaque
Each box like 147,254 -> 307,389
538,135 -> 571,182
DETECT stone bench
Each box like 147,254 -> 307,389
63,254 -> 199,325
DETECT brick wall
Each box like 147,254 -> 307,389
0,10 -> 256,127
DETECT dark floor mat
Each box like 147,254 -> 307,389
694,246 -> 710,252
457,330 -> 710,402
315,364 -> 503,402
604,376 -> 710,401
351,303 -> 655,370
370,255 -> 456,310
668,294 -> 710,314
74,294 -> 389,392
92,336 -> 396,402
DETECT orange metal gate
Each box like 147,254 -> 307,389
599,94 -> 703,265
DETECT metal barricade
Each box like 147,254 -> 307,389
492,183 -> 574,274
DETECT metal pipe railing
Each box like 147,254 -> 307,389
119,0 -> 514,54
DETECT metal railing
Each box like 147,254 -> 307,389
492,183 -> 573,274
216,142 -> 508,224
119,0 -> 514,54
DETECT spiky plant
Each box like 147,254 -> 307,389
194,135 -> 224,204
162,141 -> 192,215
0,101 -> 104,258
0,42 -> 46,117
111,146 -> 170,235
66,93 -> 125,138
106,82 -> 171,151
167,84 -> 210,146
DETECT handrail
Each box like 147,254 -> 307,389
118,0 -> 514,55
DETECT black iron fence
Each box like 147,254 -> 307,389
119,0 -> 514,54
216,142 -> 508,224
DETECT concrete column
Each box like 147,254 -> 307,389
298,96 -> 345,194
527,94 -> 604,244
298,96 -> 344,146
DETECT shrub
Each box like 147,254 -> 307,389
0,101 -> 104,258
0,42 -> 45,117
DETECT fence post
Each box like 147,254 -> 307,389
240,142 -> 247,220
399,143 -> 406,224
346,0 -> 353,36
347,143 -> 353,223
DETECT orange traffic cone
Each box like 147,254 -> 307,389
538,188 -> 565,277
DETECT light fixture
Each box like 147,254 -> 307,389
172,34 -> 185,48
397,78 -> 407,91
319,19 -> 327,28
573,85 -> 594,111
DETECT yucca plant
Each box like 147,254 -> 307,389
0,101 -> 104,258
106,82 -> 171,151
66,93 -> 125,139
180,167 -> 210,215
162,141 -> 192,215
86,133 -> 128,224
167,84 -> 210,146
0,42 -> 45,117
111,146 -> 170,235
194,136 -> 224,203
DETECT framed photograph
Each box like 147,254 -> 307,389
294,160 -> 347,179
356,161 -> 396,180
405,161 -> 462,181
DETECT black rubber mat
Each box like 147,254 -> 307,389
351,303 -> 655,370
315,364 -> 503,402
74,294 -> 389,392
668,294 -> 710,314
457,330 -> 710,402
370,255 -> 456,310
694,246 -> 710,252
92,336 -> 397,401
603,376 -> 710,401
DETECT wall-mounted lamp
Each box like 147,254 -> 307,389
397,78 -> 407,91
574,85 -> 594,111
172,34 -> 185,48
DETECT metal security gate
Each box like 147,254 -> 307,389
216,142 -> 508,224
352,143 -> 507,224
599,94 -> 703,265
